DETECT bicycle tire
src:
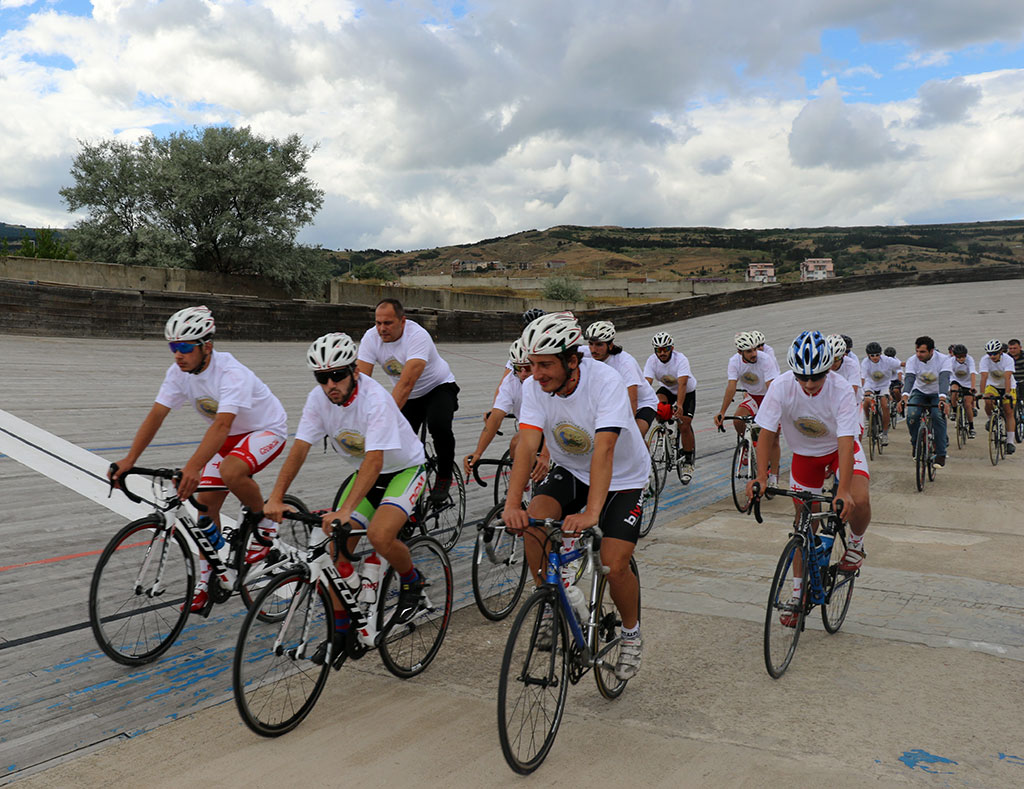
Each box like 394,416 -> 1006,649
239,493 -> 312,617
730,438 -> 750,513
377,535 -> 453,678
593,556 -> 640,700
867,410 -> 876,461
989,415 -> 1001,466
764,536 -> 807,679
497,589 -> 568,775
955,405 -> 967,450
472,504 -> 529,621
89,516 -> 194,666
1015,402 -> 1024,444
493,449 -> 514,508
914,422 -> 928,491
821,527 -> 855,633
645,425 -> 669,495
873,410 -> 884,456
637,458 -> 660,538
418,464 -> 466,552
926,424 -> 936,481
232,568 -> 332,737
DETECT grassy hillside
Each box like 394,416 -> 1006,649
326,220 -> 1024,282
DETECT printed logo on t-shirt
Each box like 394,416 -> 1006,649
740,371 -> 760,386
793,416 -> 828,438
195,397 -> 219,418
553,422 -> 593,455
660,374 -> 676,385
383,357 -> 404,377
870,370 -> 886,382
919,371 -> 938,385
335,430 -> 365,457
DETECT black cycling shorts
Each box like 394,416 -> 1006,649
656,386 -> 677,405
677,390 -> 696,418
635,406 -> 657,426
532,465 -> 644,544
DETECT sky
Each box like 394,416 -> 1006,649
2,0 -> 1024,251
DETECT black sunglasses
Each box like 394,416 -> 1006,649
794,372 -> 827,383
314,368 -> 352,385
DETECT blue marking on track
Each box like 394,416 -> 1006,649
997,752 -> 1024,765
898,749 -> 958,773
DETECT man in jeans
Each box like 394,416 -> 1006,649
899,335 -> 952,468
357,298 -> 459,503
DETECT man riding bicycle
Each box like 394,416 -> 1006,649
899,336 -> 952,468
264,333 -> 429,664
108,306 -> 287,612
747,330 -> 872,625
502,312 -> 650,680
948,344 -> 978,439
860,341 -> 898,445
643,331 -> 698,482
978,338 -> 1017,455
583,320 -> 660,437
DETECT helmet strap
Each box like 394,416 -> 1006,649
187,341 -> 212,375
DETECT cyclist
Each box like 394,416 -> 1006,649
643,331 -> 698,482
752,329 -> 776,361
860,342 -> 896,445
263,333 -> 428,662
885,346 -> 904,400
108,306 -> 287,613
489,308 -> 548,401
899,335 -> 952,468
464,338 -> 551,484
583,320 -> 660,437
1006,338 -> 1024,402
948,344 -> 977,439
978,339 -> 1017,455
503,312 -> 649,680
829,334 -> 862,400
357,298 -> 459,504
714,331 -> 781,488
747,330 -> 871,624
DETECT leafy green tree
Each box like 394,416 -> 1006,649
17,228 -> 76,260
352,261 -> 393,280
60,126 -> 328,295
542,275 -> 584,302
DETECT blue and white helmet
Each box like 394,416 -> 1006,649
788,331 -> 834,376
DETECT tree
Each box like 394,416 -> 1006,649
60,126 -> 329,296
17,228 -> 76,260
542,275 -> 584,302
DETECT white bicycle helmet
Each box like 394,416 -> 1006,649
826,334 -> 848,361
651,331 -> 674,348
508,337 -> 530,366
165,306 -> 215,342
788,331 -> 833,375
522,311 -> 583,355
522,308 -> 545,325
584,320 -> 616,342
984,338 -> 1003,354
735,331 -> 759,351
307,332 -> 358,371
751,330 -> 766,346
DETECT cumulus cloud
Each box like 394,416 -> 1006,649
913,76 -> 983,128
788,79 -> 916,170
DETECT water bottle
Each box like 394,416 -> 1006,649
565,584 -> 589,625
337,561 -> 361,593
817,532 -> 835,567
199,516 -> 224,551
559,537 -> 579,588
359,552 -> 383,606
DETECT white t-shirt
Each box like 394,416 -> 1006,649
979,354 -> 1015,389
949,355 -> 977,389
755,371 -> 860,457
492,371 -> 524,417
837,355 -> 861,394
519,358 -> 650,490
155,350 -> 287,437
905,353 -> 952,396
601,350 -> 659,411
643,351 -> 697,395
357,320 -> 456,400
295,374 -> 425,474
860,357 -> 897,392
727,351 -> 779,396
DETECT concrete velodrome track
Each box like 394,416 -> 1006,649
2,280 -> 1024,786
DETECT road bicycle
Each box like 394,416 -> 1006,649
719,415 -> 761,513
749,484 -> 857,679
952,388 -> 973,450
233,509 -> 453,736
645,413 -> 691,493
89,466 -> 309,666
497,519 -> 640,774
862,391 -> 884,460
902,400 -> 938,492
982,393 -> 1010,466
1014,388 -> 1024,443
888,382 -> 903,427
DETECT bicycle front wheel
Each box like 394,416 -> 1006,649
593,556 -> 640,700
764,536 -> 807,679
89,517 -> 194,666
989,417 -> 1001,466
821,530 -> 855,633
233,569 -> 332,737
730,439 -> 750,513
493,449 -> 514,508
646,425 -> 669,495
914,425 -> 928,491
240,493 -> 312,617
497,589 -> 569,775
867,412 -> 877,461
472,505 -> 529,621
378,535 -> 453,678
955,406 -> 967,450
1015,403 -> 1024,443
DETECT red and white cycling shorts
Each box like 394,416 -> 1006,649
738,393 -> 765,416
200,430 -> 286,489
790,441 -> 869,495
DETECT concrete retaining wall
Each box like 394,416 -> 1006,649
401,274 -> 759,298
329,280 -> 586,313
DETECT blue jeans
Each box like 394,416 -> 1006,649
907,392 -> 947,458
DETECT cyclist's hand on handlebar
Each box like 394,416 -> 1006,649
713,412 -> 725,428
939,399 -> 950,415
108,457 -> 134,486
502,503 -> 529,534
263,496 -> 291,524
746,476 -> 767,508
563,510 -> 597,536
176,462 -> 202,501
833,486 -> 855,522
320,509 -> 351,537
463,453 -> 477,479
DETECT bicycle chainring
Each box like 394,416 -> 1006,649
568,641 -> 586,685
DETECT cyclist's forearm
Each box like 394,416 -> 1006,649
268,440 -> 312,501
718,383 -> 737,415
754,430 -> 778,482
507,428 -> 541,503
627,386 -> 638,414
584,441 -> 614,517
836,436 -> 855,488
123,404 -> 170,463
472,409 -> 507,459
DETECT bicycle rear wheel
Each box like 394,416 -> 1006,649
764,536 -> 807,679
821,528 -> 855,633
730,439 -> 750,513
419,465 -> 466,552
472,505 -> 529,621
233,568 -> 332,736
89,517 -> 194,666
593,556 -> 640,700
377,535 -> 453,678
240,493 -> 311,617
497,589 -> 568,775
637,459 -> 660,538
